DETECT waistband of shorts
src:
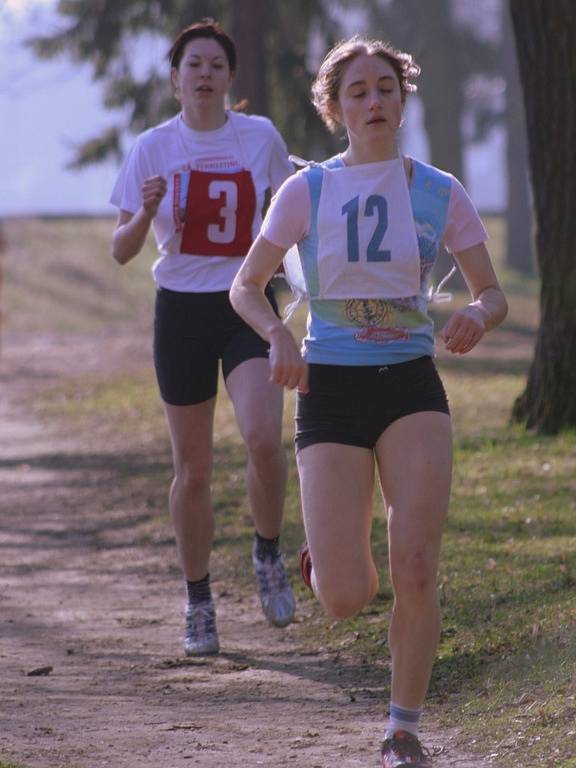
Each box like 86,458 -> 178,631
308,355 -> 432,375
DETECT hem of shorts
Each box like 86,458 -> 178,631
295,403 -> 450,453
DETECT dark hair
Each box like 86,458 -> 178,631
168,18 -> 237,73
312,36 -> 420,133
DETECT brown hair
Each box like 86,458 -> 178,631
311,36 -> 420,133
168,18 -> 237,73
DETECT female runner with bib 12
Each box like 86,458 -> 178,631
230,35 -> 508,768
110,19 -> 296,657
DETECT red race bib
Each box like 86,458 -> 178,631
180,169 -> 256,257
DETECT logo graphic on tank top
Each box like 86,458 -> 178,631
344,298 -> 413,344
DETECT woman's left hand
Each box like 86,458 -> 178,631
440,304 -> 488,355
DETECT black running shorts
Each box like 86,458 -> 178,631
153,285 -> 278,406
295,355 -> 450,451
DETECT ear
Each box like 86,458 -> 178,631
327,98 -> 342,127
171,68 -> 181,101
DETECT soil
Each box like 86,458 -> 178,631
0,330 -> 497,768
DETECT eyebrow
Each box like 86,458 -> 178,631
347,76 -> 396,88
185,53 -> 226,61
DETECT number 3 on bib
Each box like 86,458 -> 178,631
342,194 -> 391,263
180,169 -> 256,257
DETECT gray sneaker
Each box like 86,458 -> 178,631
184,599 -> 220,656
252,543 -> 296,627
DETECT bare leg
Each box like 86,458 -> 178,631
297,442 -> 379,618
226,358 -> 287,538
164,398 -> 216,582
375,411 -> 452,709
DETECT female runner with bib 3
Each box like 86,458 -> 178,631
230,36 -> 507,767
110,19 -> 295,657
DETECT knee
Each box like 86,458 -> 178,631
173,459 -> 212,495
317,576 -> 378,620
391,549 -> 438,598
243,427 -> 282,463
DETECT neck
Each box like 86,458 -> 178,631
181,103 -> 228,132
341,137 -> 399,166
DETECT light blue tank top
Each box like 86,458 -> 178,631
297,156 -> 452,365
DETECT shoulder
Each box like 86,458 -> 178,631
411,158 -> 454,187
229,111 -> 280,139
127,116 -> 178,155
274,169 -> 309,198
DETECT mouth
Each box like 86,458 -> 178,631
366,117 -> 386,125
196,85 -> 213,93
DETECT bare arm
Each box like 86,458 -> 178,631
440,242 -> 508,355
230,235 -> 309,392
111,175 -> 167,265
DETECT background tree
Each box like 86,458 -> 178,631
361,0 -> 503,288
27,0 -> 339,167
502,3 -> 534,274
509,0 -> 576,433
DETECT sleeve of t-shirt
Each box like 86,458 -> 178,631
260,172 -> 310,249
109,137 -> 155,213
267,125 -> 295,193
443,176 -> 488,253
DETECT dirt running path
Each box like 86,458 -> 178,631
0,332 -> 493,768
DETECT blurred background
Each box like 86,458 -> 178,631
0,0 -> 533,275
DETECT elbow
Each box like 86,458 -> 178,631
111,235 -> 132,266
501,294 -> 509,322
229,282 -> 242,312
111,248 -> 129,266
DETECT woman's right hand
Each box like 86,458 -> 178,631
141,175 -> 167,218
268,326 -> 309,393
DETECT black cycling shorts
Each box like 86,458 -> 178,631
153,286 -> 278,406
295,355 -> 449,452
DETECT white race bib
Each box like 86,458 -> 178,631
315,158 -> 420,299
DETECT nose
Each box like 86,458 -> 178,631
368,90 -> 383,110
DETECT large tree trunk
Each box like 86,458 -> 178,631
510,0 -> 576,433
503,4 -> 534,274
231,0 -> 269,115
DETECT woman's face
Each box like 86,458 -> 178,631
171,37 -> 233,110
332,53 -> 403,145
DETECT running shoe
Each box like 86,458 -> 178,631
252,542 -> 295,627
380,730 -> 433,767
184,599 -> 220,656
299,541 -> 313,591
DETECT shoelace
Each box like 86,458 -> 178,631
384,733 -> 436,763
186,602 -> 215,637
254,557 -> 288,594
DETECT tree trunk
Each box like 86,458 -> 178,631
231,0 -> 269,115
503,3 -> 534,274
509,0 -> 576,433
413,0 -> 467,290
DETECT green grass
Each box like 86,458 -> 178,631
0,761 -> 29,768
4,216 -> 575,767
1,216 -> 157,333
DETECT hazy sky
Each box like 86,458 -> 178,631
0,0 -> 505,217
0,0 -> 121,216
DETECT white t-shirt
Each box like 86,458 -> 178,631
110,111 -> 293,292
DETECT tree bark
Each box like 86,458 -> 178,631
509,0 -> 576,433
503,3 -> 534,274
231,0 -> 269,115
410,0 -> 467,290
